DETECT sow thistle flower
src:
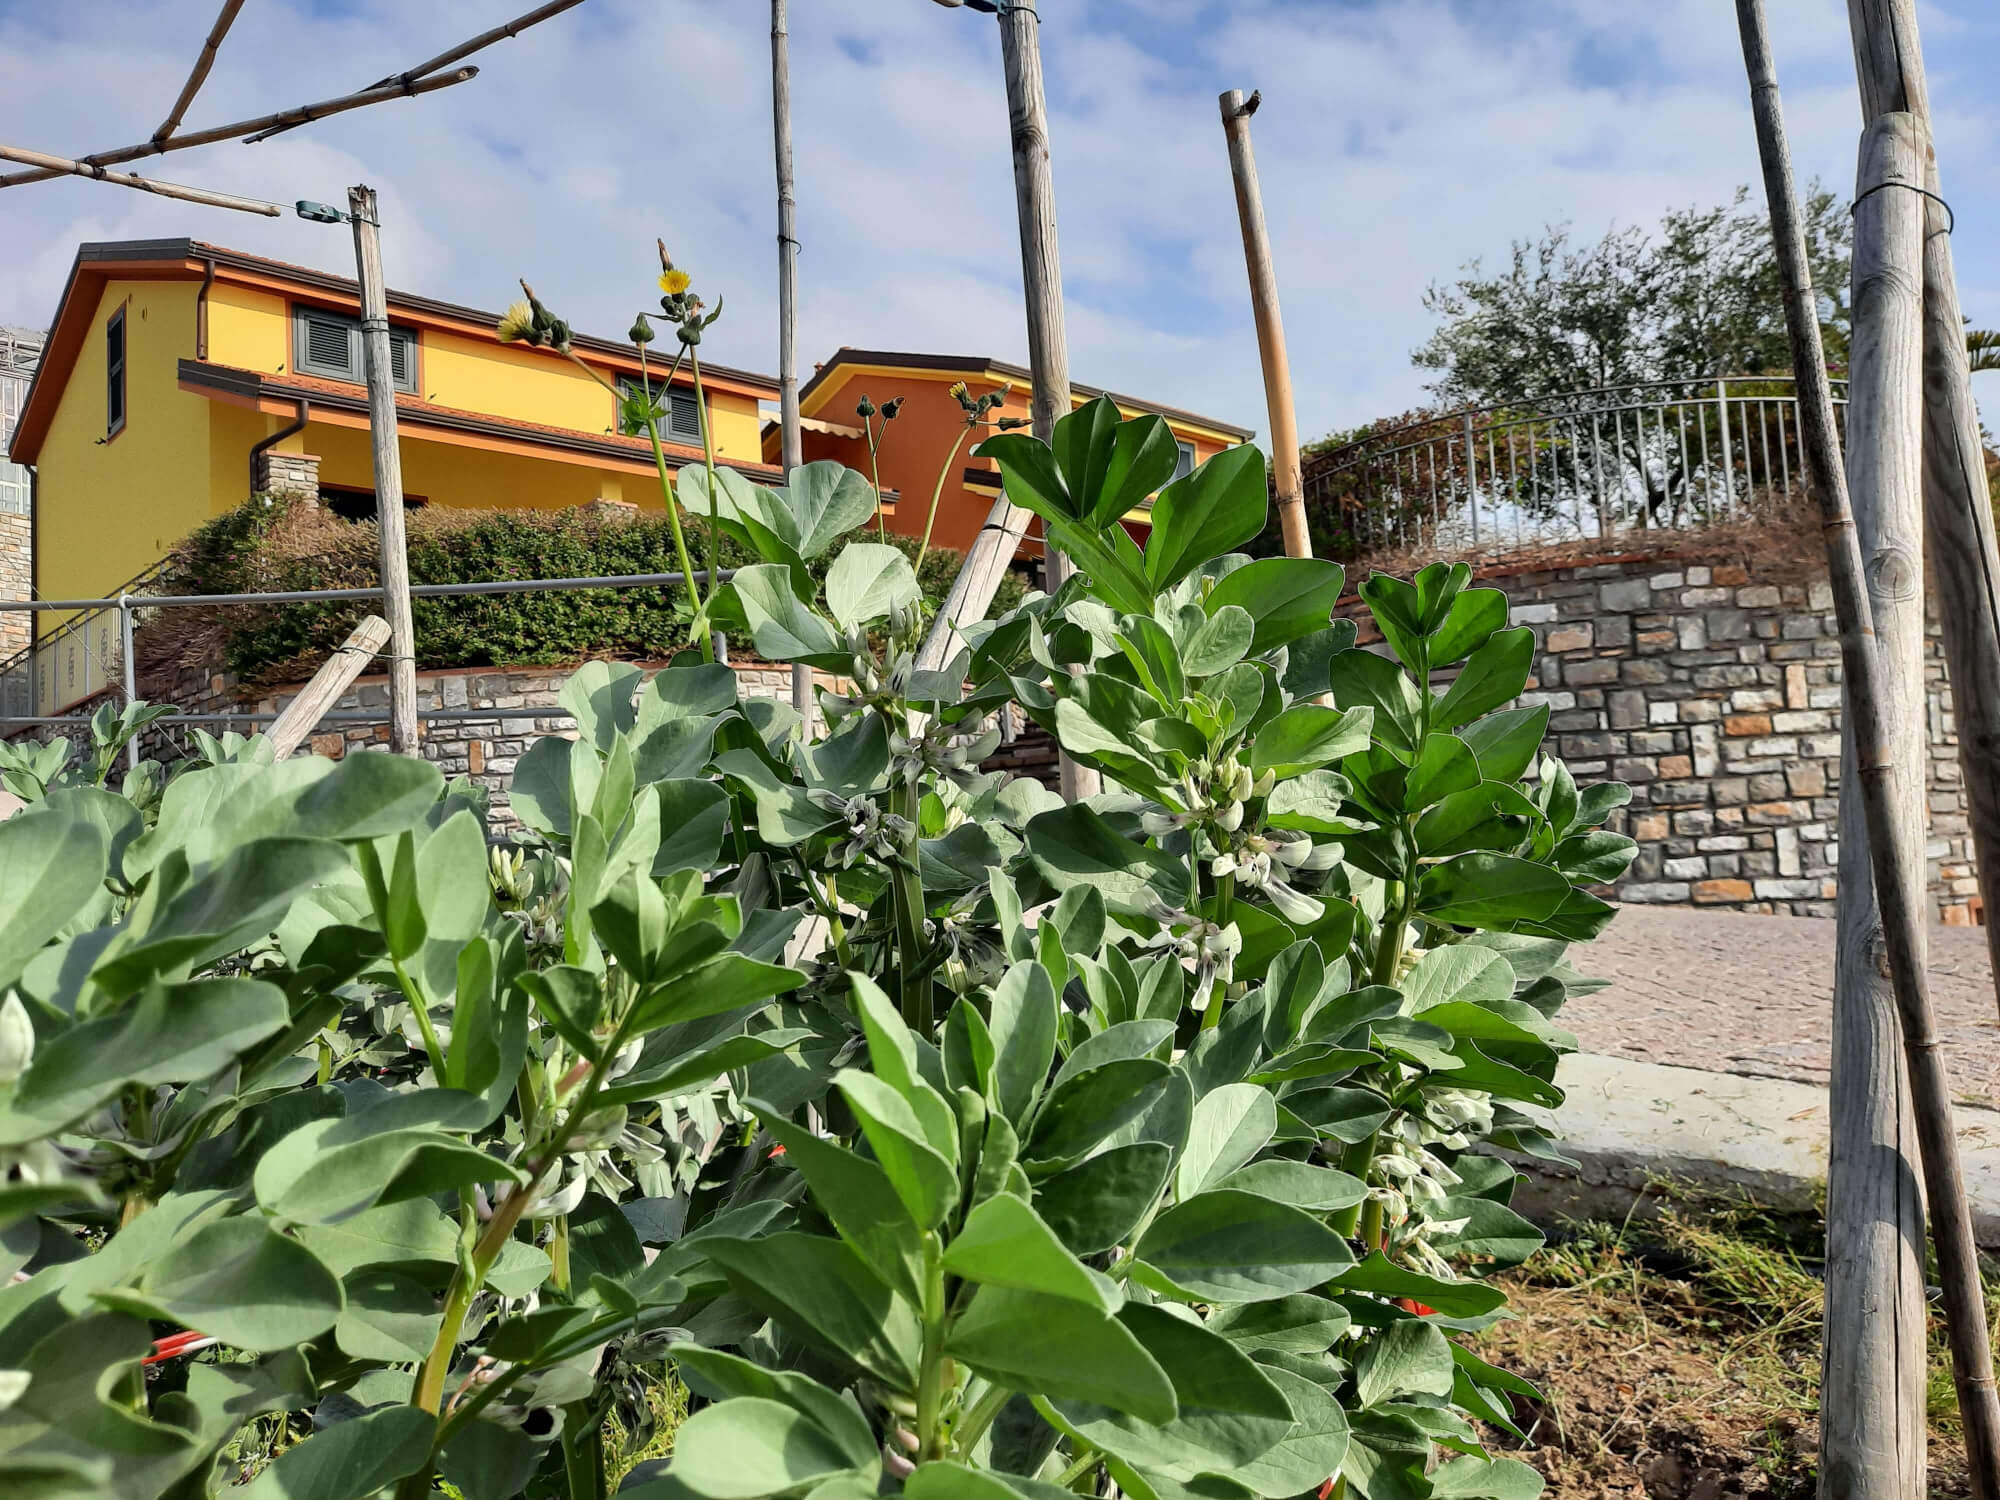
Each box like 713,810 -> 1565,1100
658,268 -> 692,297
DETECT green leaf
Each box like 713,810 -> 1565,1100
1145,444 -> 1269,591
1416,854 -> 1569,928
670,1346 -> 879,1472
1404,733 -> 1481,811
1458,705 -> 1549,784
1208,1293 -> 1352,1352
944,1285 -> 1176,1423
1232,1363 -> 1353,1497
412,810 -> 492,1005
756,1110 -> 923,1306
1434,627 -> 1534,730
238,1404 -> 434,1500
1251,703 -> 1375,778
1428,1456 -> 1546,1500
1428,589 -> 1509,665
1334,1251 -> 1509,1316
1182,605 -> 1254,677
783,460 -> 885,557
1355,1320 -> 1455,1407
1,978 -> 289,1143
1218,1159 -> 1368,1212
977,429 -> 1076,521
624,953 -> 806,1035
700,1232 -> 920,1388
665,1397 -> 869,1499
1175,1082 -> 1277,1199
1422,1195 -> 1544,1267
835,1070 -> 958,1230
334,1268 -> 440,1362
438,1420 -> 541,1500
1206,558 -> 1346,653
1117,615 -> 1188,708
732,563 -> 849,669
559,660 -> 643,753
253,1095 -> 517,1226
1402,946 -> 1515,1013
1133,1189 -> 1353,1302
987,961 -> 1057,1127
1057,398 -> 1182,527
826,542 -> 920,629
95,1215 -> 342,1352
1030,1141 -> 1172,1254
942,1193 -> 1115,1311
1327,649 -> 1422,760
1024,1057 -> 1172,1170
1414,782 -> 1541,859
1026,803 -> 1184,917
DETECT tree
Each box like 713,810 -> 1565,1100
1413,186 -> 1851,407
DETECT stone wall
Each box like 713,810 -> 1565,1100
0,508 -> 27,657
1345,547 -> 1977,924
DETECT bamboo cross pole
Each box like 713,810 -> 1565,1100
0,145 -> 281,217
0,68 -> 477,190
1844,0 -> 2000,1018
247,0 -> 592,145
264,616 -> 392,760
771,0 -> 812,727
917,0 -> 1095,800
348,186 -> 420,758
1738,9 -> 1928,1488
1218,89 -> 1309,560
152,0 -> 247,144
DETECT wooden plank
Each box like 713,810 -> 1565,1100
264,616 -> 391,760
1218,89 -> 1309,559
348,185 -> 421,758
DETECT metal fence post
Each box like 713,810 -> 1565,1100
118,593 -> 137,772
1715,377 -> 1734,513
1462,410 -> 1480,544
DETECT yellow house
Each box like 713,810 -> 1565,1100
7,237 -> 778,711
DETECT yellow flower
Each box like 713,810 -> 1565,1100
496,300 -> 534,343
658,269 -> 691,296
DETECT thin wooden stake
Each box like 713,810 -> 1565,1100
771,0 -> 812,727
1737,10 -> 1928,1490
348,185 -> 420,758
0,144 -> 281,217
1842,0 -> 2000,1014
1218,89 -> 1309,560
0,68 -> 476,190
265,616 -> 391,760
916,1 -> 1095,799
153,0 -> 247,144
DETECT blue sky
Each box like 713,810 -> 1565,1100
2,0 -> 1996,443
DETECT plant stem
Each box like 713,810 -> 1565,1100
689,348 -> 724,625
1358,1193 -> 1385,1252
866,415 -> 887,540
1055,1445 -> 1100,1488
623,347 -> 709,663
952,1379 -> 1012,1458
550,1213 -> 571,1293
1370,878 -> 1409,988
1330,1133 -> 1378,1240
888,752 -> 931,1032
390,953 -> 446,1078
915,1236 -> 949,1461
1200,878 -> 1235,1031
916,425 -> 977,572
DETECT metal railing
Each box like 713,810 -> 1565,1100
0,566 -> 733,754
1302,375 -> 1848,557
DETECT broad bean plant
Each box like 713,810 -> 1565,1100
0,397 -> 1630,1500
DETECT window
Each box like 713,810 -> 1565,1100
292,307 -> 417,393
319,484 -> 427,523
1172,440 -> 1195,482
617,374 -> 704,443
105,306 -> 126,438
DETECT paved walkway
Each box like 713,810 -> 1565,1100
1566,905 -> 2000,1106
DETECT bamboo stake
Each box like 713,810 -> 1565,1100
0,68 -> 477,190
153,0 -> 248,144
916,0 -> 1095,799
246,0 -> 591,144
265,616 -> 391,760
771,0 -> 812,728
1735,10 -> 1926,1493
0,144 -> 281,217
349,186 -> 420,758
1218,89 -> 1308,560
1844,0 -> 2000,1016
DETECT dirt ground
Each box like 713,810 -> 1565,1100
1475,1209 -> 1974,1499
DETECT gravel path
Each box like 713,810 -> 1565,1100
1565,905 -> 2000,1107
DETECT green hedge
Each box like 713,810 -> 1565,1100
154,497 -> 1026,684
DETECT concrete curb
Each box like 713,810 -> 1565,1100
1509,1052 -> 2000,1246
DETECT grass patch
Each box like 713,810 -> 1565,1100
1482,1184 -> 1984,1497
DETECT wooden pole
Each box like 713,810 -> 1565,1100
1218,89 -> 1308,560
0,144 -> 282,216
0,68 -> 477,190
153,0 -> 247,144
914,1 -> 1097,799
348,186 -> 420,758
1844,0 -> 2000,1012
1737,9 -> 1926,1490
265,616 -> 392,760
771,0 -> 812,727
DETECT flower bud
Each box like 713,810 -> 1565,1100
1214,800 -> 1244,833
856,394 -> 877,418
0,992 -> 32,1085
629,313 -> 656,345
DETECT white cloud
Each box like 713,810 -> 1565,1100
0,0 -> 1993,446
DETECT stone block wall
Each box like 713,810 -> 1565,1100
1346,548 -> 1975,923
